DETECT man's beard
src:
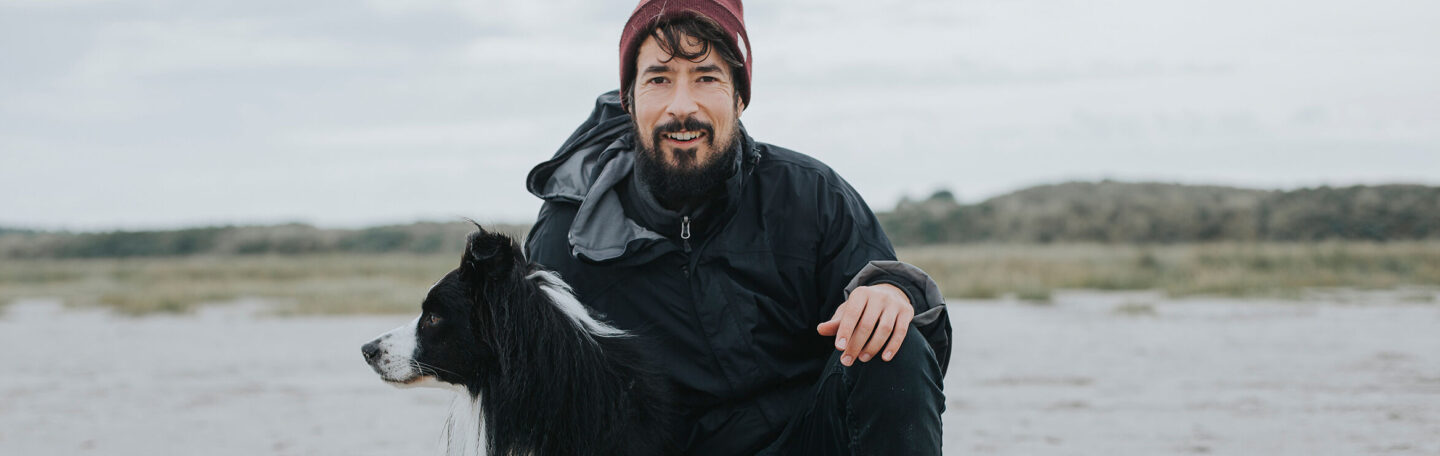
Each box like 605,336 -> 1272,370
633,115 -> 740,210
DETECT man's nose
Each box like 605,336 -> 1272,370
664,82 -> 700,120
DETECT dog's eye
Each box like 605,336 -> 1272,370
424,313 -> 442,328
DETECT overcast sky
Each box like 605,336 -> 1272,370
2,0 -> 1437,230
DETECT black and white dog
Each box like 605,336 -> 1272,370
361,226 -> 674,456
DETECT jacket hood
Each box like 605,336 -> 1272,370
525,90 -> 660,264
526,90 -> 632,203
526,90 -> 759,264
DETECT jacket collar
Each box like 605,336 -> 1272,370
622,134 -> 749,242
526,90 -> 760,264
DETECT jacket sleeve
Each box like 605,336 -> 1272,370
814,175 -> 952,376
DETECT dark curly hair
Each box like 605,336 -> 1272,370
624,13 -> 747,111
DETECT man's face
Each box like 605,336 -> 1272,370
630,31 -> 744,172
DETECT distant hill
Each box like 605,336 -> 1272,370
0,227 -> 40,235
0,222 -> 531,259
880,181 -> 1440,245
4,181 -> 1437,258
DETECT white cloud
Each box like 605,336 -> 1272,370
71,20 -> 378,84
364,0 -> 626,33
2,0 -> 1439,229
461,35 -> 611,68
285,120 -> 545,149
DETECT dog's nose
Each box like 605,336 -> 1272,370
362,340 -> 382,362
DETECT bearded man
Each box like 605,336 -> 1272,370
523,1 -> 949,454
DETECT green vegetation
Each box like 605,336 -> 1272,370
0,221 -> 529,259
2,181 -> 1437,315
0,254 -> 459,316
881,182 -> 1440,245
5,181 -> 1435,259
897,242 -> 1440,301
3,242 -> 1435,316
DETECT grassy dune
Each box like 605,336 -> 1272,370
0,254 -> 459,315
2,242 -> 1438,315
901,242 -> 1440,302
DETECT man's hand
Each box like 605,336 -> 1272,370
816,283 -> 913,366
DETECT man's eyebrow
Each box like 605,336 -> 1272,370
695,64 -> 724,74
642,64 -> 671,75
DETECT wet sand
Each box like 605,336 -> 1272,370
1,291 -> 1437,455
944,291 -> 1440,455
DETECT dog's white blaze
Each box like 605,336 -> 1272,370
527,270 -> 626,337
370,317 -> 423,382
443,395 -> 486,456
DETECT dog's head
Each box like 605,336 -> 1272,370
361,227 -> 522,391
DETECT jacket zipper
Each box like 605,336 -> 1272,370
680,216 -> 692,253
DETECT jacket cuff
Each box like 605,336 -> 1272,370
843,261 -> 947,327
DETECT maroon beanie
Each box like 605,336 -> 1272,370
618,0 -> 752,110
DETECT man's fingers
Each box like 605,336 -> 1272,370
834,293 -> 867,355
816,318 -> 840,336
860,305 -> 899,362
843,296 -> 886,365
881,312 -> 913,362
817,300 -> 849,335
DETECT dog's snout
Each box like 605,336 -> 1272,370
362,340 -> 382,362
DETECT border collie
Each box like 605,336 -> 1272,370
361,226 -> 674,456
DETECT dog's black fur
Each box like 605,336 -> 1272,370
373,226 -> 676,455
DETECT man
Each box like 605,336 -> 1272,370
524,1 -> 950,454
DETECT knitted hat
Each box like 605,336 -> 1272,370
618,0 -> 751,111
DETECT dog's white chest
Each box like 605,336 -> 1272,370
442,395 -> 486,456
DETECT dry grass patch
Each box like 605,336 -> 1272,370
898,241 -> 1440,300
0,254 -> 457,316
4,242 -> 1439,316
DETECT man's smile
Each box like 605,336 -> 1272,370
663,130 -> 707,145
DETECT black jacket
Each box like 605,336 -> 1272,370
525,91 -> 950,454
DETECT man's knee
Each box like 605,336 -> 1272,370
839,326 -> 938,375
833,326 -> 945,453
838,326 -> 943,400
884,326 -> 939,373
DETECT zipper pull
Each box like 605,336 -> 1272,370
681,216 -> 692,253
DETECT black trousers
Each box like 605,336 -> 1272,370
758,327 -> 946,455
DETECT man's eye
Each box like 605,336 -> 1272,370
698,76 -> 718,83
647,76 -> 668,84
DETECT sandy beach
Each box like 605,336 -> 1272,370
2,291 -> 1437,455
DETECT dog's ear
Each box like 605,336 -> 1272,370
461,226 -> 519,279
